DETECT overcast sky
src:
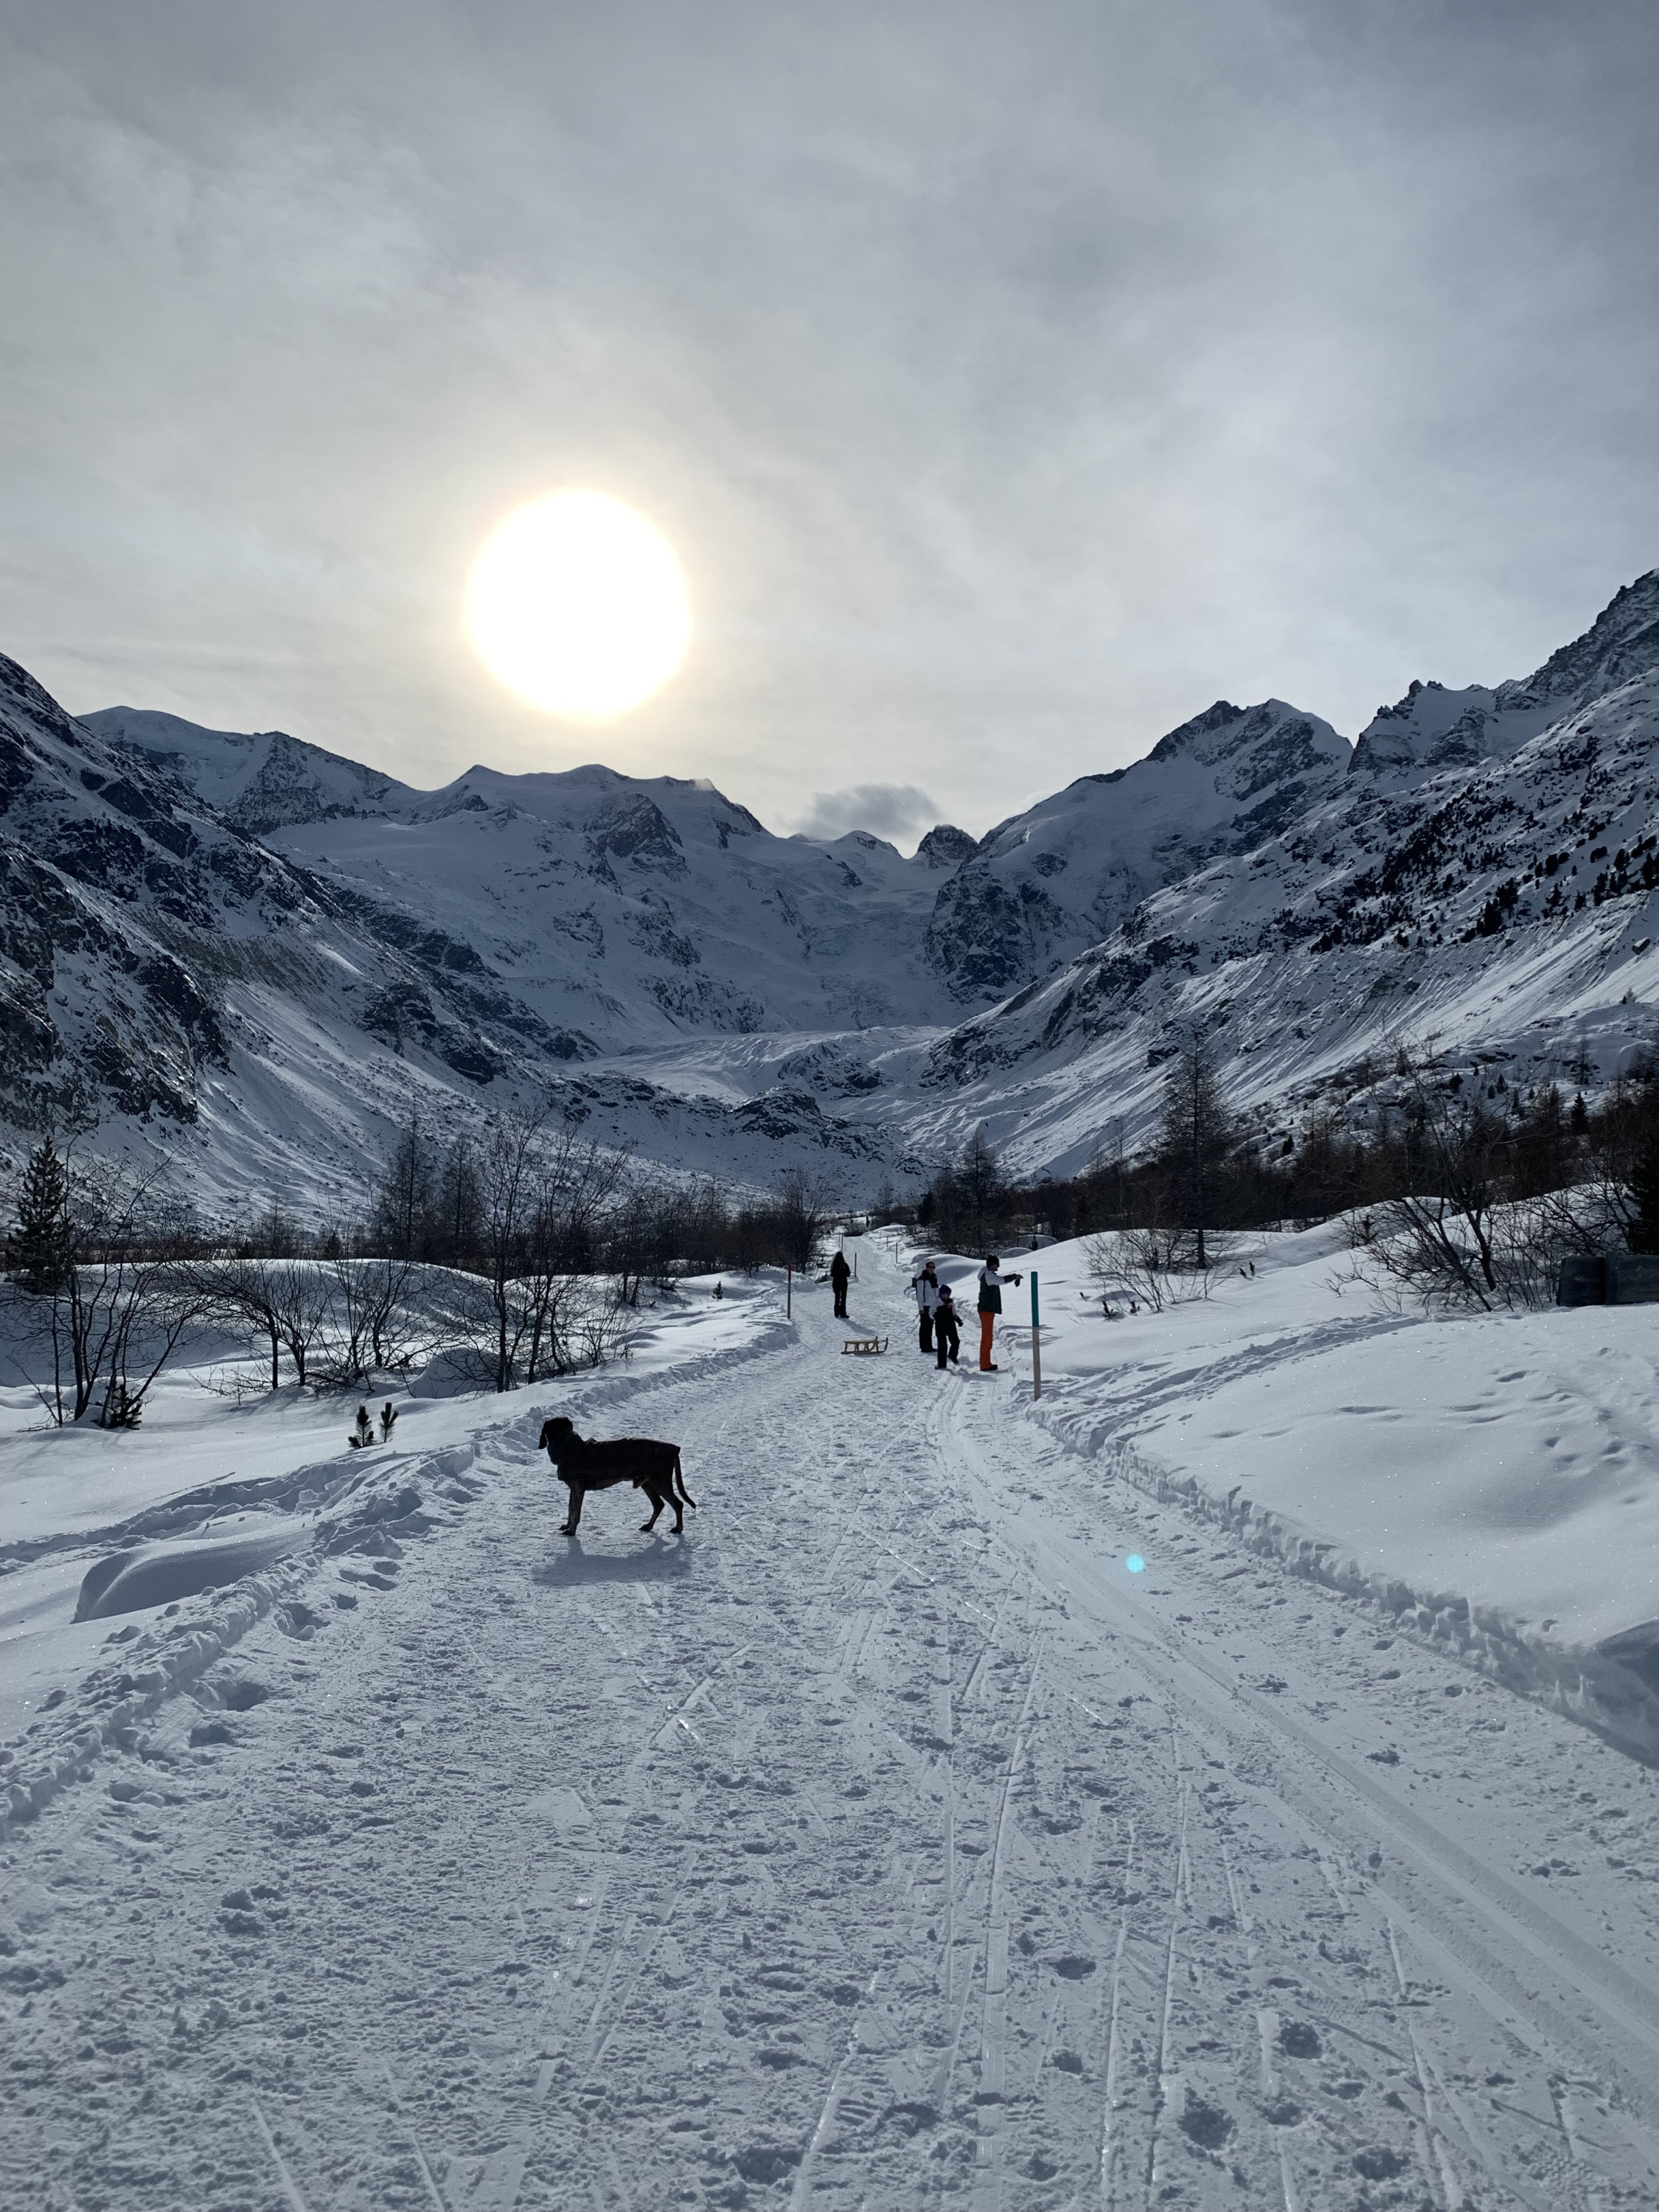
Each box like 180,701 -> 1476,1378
4,1 -> 1656,845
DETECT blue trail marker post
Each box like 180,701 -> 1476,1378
1030,1271 -> 1042,1400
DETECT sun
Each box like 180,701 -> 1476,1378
465,490 -> 691,717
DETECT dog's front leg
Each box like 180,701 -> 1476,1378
560,1481 -> 585,1537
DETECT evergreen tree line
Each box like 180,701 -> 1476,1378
897,1035 -> 1659,1312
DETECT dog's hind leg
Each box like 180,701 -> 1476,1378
640,1485 -> 666,1532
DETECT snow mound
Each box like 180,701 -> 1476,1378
74,1520 -> 310,1621
408,1345 -> 498,1398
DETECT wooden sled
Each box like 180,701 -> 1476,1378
842,1336 -> 888,1355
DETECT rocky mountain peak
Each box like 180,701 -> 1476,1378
1146,697 -> 1349,790
922,697 -> 1347,1004
86,706 -> 413,833
1499,566 -> 1659,716
1145,698 -> 1246,764
916,823 -> 978,870
1349,679 -> 1500,780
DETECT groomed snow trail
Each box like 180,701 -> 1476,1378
6,1246 -> 1659,2211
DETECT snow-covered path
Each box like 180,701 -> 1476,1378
7,1247 -> 1659,2211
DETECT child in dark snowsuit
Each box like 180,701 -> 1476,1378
933,1283 -> 961,1369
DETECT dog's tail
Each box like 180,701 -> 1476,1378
672,1447 -> 697,1510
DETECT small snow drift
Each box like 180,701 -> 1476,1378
409,1346 -> 498,1399
73,1523 -> 310,1622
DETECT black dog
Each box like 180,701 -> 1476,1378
538,1416 -> 696,1536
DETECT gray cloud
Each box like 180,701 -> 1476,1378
792,784 -> 944,849
2,1 -> 1657,837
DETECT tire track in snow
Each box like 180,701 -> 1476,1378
1096,1816 -> 1136,2212
965,1646 -> 1043,2212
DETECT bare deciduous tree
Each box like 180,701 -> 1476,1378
21,1155 -> 210,1425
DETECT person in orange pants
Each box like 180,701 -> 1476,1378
975,1255 -> 1022,1371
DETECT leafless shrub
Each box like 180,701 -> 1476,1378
1345,1180 -> 1620,1315
1084,1224 -> 1227,1312
1337,1057 -> 1624,1313
309,1253 -> 429,1388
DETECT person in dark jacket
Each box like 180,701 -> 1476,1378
830,1248 -> 851,1318
933,1282 -> 961,1369
911,1260 -> 940,1352
975,1255 -> 1022,1371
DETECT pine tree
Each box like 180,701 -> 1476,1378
435,1135 -> 480,1262
957,1126 -> 1006,1253
374,1110 -> 434,1258
1627,1124 -> 1659,1253
1158,1032 -> 1232,1269
4,1138 -> 72,1295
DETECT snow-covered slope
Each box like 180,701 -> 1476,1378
7,566 -> 1659,1199
81,706 -> 417,832
88,714 -> 980,1046
919,570 -> 1659,1172
925,698 -> 1351,1000
0,660 -> 915,1208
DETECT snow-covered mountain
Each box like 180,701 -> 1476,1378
86,709 -> 970,1047
76,707 -> 414,833
5,565 -> 1658,1202
925,698 -> 1352,1000
0,664 -> 945,1206
922,569 -> 1659,1174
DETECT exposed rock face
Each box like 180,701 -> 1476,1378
923,699 -> 1350,1001
1349,572 -> 1659,787
1,658 -> 262,1125
923,570 -> 1659,1177
10,565 -> 1659,1200
0,655 -> 614,1138
915,824 -> 978,870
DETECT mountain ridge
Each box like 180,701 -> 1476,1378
4,563 -> 1657,1205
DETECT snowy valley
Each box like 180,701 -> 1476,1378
7,574 -> 1659,2209
5,1240 -> 1659,2208
4,568 -> 1659,1207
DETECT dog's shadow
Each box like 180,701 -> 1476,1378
531,1535 -> 692,1590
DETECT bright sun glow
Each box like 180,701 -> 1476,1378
466,490 -> 691,717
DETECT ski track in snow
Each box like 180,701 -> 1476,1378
5,1240 -> 1659,2210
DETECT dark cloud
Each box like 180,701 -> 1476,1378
1,1 -> 1656,835
793,784 -> 942,849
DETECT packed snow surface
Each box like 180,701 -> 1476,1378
4,1243 -> 1659,2209
1006,1225 -> 1659,1655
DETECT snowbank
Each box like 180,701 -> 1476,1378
914,1226 -> 1659,1753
